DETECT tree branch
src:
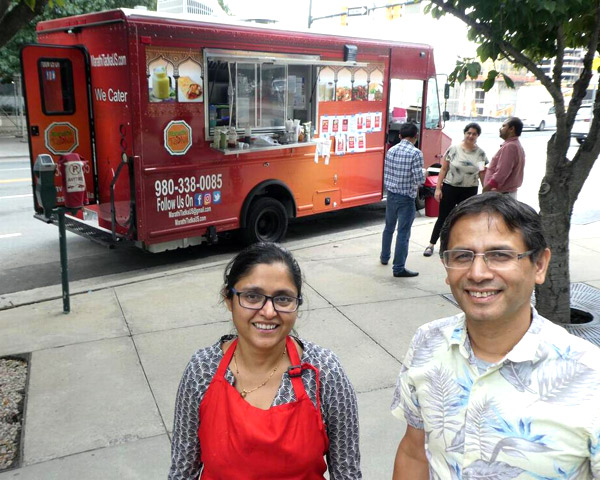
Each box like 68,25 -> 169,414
566,4 -> 600,127
0,0 -> 12,22
428,0 -> 563,104
553,24 -> 564,90
0,0 -> 49,50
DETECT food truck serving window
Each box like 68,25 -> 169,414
205,50 -> 318,138
38,59 -> 75,115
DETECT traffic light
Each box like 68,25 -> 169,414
341,6 -> 348,26
386,4 -> 402,20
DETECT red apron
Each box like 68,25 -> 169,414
198,336 -> 330,480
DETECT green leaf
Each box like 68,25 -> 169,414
24,0 -> 36,10
501,73 -> 515,89
466,62 -> 482,79
482,70 -> 499,91
457,66 -> 468,84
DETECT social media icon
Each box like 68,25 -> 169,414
204,193 -> 211,206
213,191 -> 221,204
194,193 -> 203,206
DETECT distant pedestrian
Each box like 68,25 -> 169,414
380,123 -> 425,277
391,192 -> 600,478
169,242 -> 362,480
483,117 -> 525,198
423,122 -> 488,258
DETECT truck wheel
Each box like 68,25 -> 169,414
242,197 -> 288,245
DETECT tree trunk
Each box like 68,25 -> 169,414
536,204 -> 572,324
535,140 -> 574,324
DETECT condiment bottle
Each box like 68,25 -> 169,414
227,127 -> 237,148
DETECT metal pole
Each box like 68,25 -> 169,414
308,0 -> 313,29
57,209 -> 70,313
13,74 -> 25,139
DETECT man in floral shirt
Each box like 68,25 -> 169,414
391,192 -> 600,479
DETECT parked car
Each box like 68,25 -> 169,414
571,105 -> 593,144
521,105 -> 556,131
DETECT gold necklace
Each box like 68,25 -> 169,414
232,347 -> 287,398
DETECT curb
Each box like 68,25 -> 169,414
0,210 -> 436,311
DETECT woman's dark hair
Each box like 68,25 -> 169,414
463,122 -> 481,135
439,192 -> 547,261
222,242 -> 302,300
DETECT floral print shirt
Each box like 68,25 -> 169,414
391,309 -> 600,479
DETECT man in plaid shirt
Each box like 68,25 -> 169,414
380,123 -> 425,277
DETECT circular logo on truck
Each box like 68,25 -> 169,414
164,120 -> 192,155
45,122 -> 79,154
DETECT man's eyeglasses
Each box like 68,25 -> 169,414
230,288 -> 302,313
442,249 -> 535,270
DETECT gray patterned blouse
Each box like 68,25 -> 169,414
443,144 -> 488,188
168,335 -> 362,480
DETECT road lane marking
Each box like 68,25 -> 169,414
0,178 -> 30,184
0,194 -> 33,200
0,233 -> 22,240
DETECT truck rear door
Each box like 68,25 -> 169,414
21,44 -> 96,212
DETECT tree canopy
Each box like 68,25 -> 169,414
426,0 -> 600,323
0,0 -> 156,83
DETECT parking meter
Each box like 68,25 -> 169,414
33,154 -> 57,218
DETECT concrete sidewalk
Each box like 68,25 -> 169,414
1,215 -> 600,479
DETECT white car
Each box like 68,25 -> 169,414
521,105 -> 556,131
571,105 -> 593,144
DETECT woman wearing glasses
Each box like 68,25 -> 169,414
168,242 -> 361,480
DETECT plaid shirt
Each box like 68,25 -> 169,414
383,139 -> 425,198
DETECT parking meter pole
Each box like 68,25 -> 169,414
57,208 -> 71,314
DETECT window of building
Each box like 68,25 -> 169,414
475,81 -> 485,103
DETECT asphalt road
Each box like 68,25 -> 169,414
1,120 -> 598,295
0,156 -> 387,294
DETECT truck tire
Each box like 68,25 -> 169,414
242,197 -> 288,245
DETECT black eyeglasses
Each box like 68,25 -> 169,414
230,288 -> 302,313
442,249 -> 535,270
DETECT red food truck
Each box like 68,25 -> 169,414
21,8 -> 450,252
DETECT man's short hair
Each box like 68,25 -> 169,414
506,117 -> 524,136
399,123 -> 419,139
439,192 -> 547,261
